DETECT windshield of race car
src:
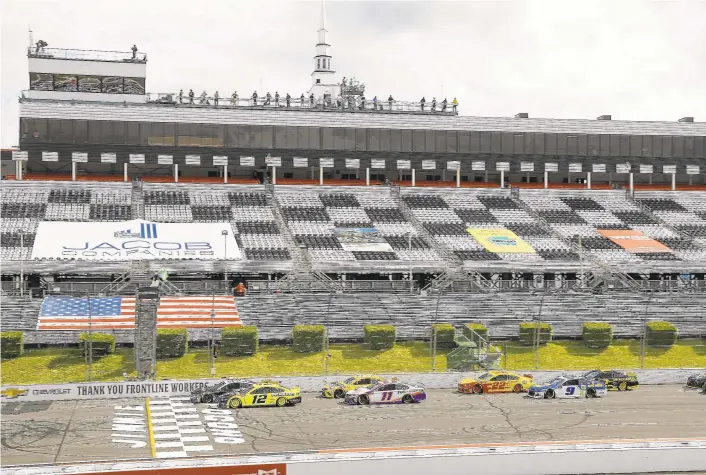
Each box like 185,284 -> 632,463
478,373 -> 491,380
208,382 -> 227,391
343,377 -> 355,384
545,377 -> 566,386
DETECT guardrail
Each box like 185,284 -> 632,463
27,47 -> 146,63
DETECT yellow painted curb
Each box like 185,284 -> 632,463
145,397 -> 156,458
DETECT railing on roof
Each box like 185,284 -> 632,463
145,92 -> 458,115
27,47 -> 147,63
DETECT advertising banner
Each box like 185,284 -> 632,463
598,229 -> 672,254
334,228 -> 393,252
32,220 -> 241,260
467,228 -> 536,254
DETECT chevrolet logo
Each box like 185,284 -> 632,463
1,388 -> 28,399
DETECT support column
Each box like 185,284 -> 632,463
123,162 -> 128,182
544,171 -> 548,189
272,166 -> 276,184
366,168 -> 370,186
484,170 -> 488,182
629,172 -> 634,193
456,169 -> 460,188
174,163 -> 179,183
587,171 -> 592,189
16,161 -> 23,180
412,168 -> 416,187
500,170 -> 505,188
671,173 -> 676,191
71,161 -> 77,181
319,166 -> 324,185
223,165 -> 228,183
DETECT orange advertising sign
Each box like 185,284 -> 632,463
78,464 -> 286,475
597,230 -> 671,254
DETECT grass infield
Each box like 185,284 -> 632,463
1,339 -> 704,385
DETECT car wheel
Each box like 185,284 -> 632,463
402,394 -> 414,404
358,394 -> 370,405
586,388 -> 596,398
276,397 -> 287,407
512,384 -> 523,394
472,384 -> 483,394
202,394 -> 213,403
618,382 -> 628,391
334,389 -> 345,399
228,398 -> 242,409
544,389 -> 555,399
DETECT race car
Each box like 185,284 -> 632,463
527,376 -> 607,399
190,379 -> 256,403
457,371 -> 534,394
686,372 -> 706,392
345,381 -> 426,405
321,374 -> 385,398
218,382 -> 301,408
581,369 -> 639,391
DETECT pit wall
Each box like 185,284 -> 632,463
2,368 -> 702,402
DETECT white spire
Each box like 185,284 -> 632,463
319,0 -> 327,32
309,0 -> 336,99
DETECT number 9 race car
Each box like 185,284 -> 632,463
528,376 -> 607,399
321,374 -> 385,398
217,383 -> 301,408
345,381 -> 426,405
458,371 -> 534,394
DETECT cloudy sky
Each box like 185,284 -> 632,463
1,0 -> 705,148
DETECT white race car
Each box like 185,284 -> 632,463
344,381 -> 426,405
527,376 -> 608,399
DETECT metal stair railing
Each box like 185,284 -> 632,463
134,289 -> 159,380
131,180 -> 145,219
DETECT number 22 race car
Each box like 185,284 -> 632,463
458,371 -> 534,394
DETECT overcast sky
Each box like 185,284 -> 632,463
1,0 -> 705,148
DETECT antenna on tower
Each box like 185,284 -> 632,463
28,28 -> 33,48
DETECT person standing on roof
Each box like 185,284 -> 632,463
309,93 -> 315,106
131,44 -> 138,60
214,91 -> 219,106
188,89 -> 195,104
286,93 -> 291,108
431,97 -> 436,112
178,89 -> 183,104
452,97 -> 458,112
441,98 -> 448,112
231,91 -> 238,105
275,92 -> 280,107
199,91 -> 207,104
360,95 -> 366,110
388,95 -> 394,111
372,95 -> 378,110
252,91 -> 258,106
420,97 -> 426,111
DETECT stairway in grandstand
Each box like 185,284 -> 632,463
135,288 -> 159,379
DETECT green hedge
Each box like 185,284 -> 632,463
462,323 -> 488,345
432,323 -> 457,349
79,332 -> 116,357
364,325 -> 396,350
582,322 -> 613,349
0,331 -> 24,359
157,328 -> 188,358
646,321 -> 677,347
222,326 -> 259,356
519,322 -> 553,346
292,325 -> 325,353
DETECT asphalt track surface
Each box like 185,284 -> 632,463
1,385 -> 705,467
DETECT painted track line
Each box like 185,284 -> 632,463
145,397 -> 156,458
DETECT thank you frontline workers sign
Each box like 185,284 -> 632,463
32,220 -> 241,260
467,228 -> 536,254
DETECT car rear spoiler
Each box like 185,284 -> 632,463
523,374 -> 533,379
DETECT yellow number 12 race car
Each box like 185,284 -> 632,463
217,383 -> 301,408
458,371 -> 534,394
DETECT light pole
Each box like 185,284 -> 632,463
222,230 -> 229,290
407,231 -> 413,293
19,232 -> 24,297
640,292 -> 655,369
210,293 -> 216,376
87,292 -> 93,382
431,285 -> 446,372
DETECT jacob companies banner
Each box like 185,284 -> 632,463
467,228 -> 536,254
32,220 -> 241,260
334,228 -> 393,252
598,229 -> 672,254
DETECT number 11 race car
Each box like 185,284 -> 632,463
345,381 -> 426,405
528,376 -> 607,399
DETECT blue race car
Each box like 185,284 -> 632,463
527,375 -> 607,399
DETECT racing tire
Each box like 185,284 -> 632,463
276,397 -> 287,407
227,398 -> 242,409
202,394 -> 213,404
472,384 -> 484,395
357,394 -> 370,405
544,389 -> 555,399
334,389 -> 345,399
402,394 -> 414,404
512,384 -> 523,394
618,382 -> 628,391
586,388 -> 596,398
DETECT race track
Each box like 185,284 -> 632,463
2,385 -> 705,466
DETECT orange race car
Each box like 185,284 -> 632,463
458,371 -> 534,394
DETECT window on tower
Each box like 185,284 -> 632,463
317,59 -> 321,69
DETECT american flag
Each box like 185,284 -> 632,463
38,296 -> 136,330
157,296 -> 242,328
37,296 -> 242,330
